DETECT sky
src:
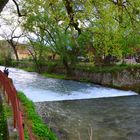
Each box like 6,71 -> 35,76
0,0 -> 27,43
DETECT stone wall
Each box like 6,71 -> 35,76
74,68 -> 140,93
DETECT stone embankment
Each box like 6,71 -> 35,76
41,65 -> 140,93
74,68 -> 140,93
18,62 -> 140,93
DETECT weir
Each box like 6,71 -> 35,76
1,66 -> 137,102
0,66 -> 139,140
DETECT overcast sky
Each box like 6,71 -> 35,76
0,0 -> 27,43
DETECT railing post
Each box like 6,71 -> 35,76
0,70 -> 24,140
19,111 -> 24,140
13,110 -> 17,129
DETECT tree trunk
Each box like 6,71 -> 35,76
35,60 -> 41,73
63,0 -> 81,35
28,49 -> 41,73
62,58 -> 72,77
8,40 -> 19,62
0,0 -> 9,13
12,45 -> 19,62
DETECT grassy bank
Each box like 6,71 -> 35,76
42,73 -> 66,79
15,60 -> 140,74
17,91 -> 58,140
12,61 -> 140,85
76,63 -> 140,73
0,98 -> 8,140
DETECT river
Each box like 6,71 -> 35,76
0,66 -> 139,140
0,66 -> 137,102
36,96 -> 140,140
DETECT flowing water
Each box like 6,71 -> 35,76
0,66 -> 137,102
0,66 -> 139,140
36,96 -> 140,140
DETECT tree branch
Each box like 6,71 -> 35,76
63,0 -> 81,35
12,0 -> 26,17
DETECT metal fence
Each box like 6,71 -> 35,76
0,70 -> 24,140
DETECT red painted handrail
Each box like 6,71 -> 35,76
0,70 -> 24,140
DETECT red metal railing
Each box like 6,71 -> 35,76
0,70 -> 24,140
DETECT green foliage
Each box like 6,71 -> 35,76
20,67 -> 35,72
3,103 -> 12,119
43,73 -> 66,79
0,101 -> 8,140
76,63 -> 140,73
22,0 -> 83,74
0,41 -> 12,66
19,0 -> 140,68
17,91 -> 58,140
24,127 -> 30,140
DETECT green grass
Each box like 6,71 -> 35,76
0,100 -> 8,140
3,102 -> 12,119
24,127 -> 30,140
17,60 -> 140,74
42,73 -> 66,79
20,67 -> 35,72
17,91 -> 58,140
76,63 -> 140,73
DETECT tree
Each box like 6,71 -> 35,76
83,0 -> 140,65
0,0 -> 26,64
26,32 -> 50,73
0,26 -> 23,62
0,40 -> 12,65
0,0 -> 9,13
0,15 -> 24,63
22,0 -> 85,75
21,0 -> 140,69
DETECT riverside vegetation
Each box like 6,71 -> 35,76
0,95 -> 11,140
17,91 -> 58,140
10,61 -> 140,93
0,100 -> 7,140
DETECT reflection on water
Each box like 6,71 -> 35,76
35,96 -> 140,140
0,66 -> 137,102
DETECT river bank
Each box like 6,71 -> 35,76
0,66 -> 136,102
0,66 -> 139,140
17,64 -> 140,94
0,94 -> 8,140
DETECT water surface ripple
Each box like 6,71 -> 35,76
35,96 -> 140,140
0,66 -> 137,102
